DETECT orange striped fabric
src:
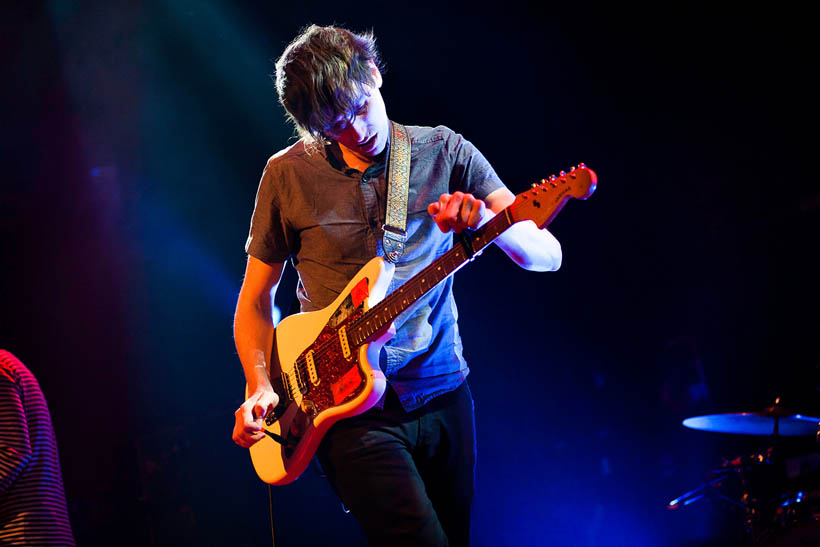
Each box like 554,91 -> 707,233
1,350 -> 75,546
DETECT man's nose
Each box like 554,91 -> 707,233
351,117 -> 368,142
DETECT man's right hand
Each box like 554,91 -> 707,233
232,387 -> 280,448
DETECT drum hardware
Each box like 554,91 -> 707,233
670,399 -> 820,545
667,470 -> 742,510
668,448 -> 778,543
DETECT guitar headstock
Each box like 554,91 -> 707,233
509,164 -> 597,229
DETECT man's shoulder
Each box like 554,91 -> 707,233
405,124 -> 460,145
264,139 -> 321,170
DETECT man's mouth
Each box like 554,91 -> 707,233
359,134 -> 376,149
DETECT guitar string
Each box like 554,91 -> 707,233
286,257 -> 453,396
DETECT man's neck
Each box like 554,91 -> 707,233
337,142 -> 377,173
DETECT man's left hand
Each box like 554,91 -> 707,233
427,192 -> 488,234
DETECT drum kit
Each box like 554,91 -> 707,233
669,399 -> 820,545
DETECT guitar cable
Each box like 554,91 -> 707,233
268,484 -> 276,547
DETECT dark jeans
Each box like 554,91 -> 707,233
317,381 -> 476,547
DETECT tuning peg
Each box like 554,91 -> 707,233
579,162 -> 586,169
549,174 -> 557,181
560,170 -> 566,176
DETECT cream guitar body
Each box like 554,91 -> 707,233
248,257 -> 394,485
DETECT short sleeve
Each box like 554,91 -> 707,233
446,129 -> 505,200
244,158 -> 294,265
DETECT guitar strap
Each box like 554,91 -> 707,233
382,121 -> 411,263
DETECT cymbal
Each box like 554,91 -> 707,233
682,409 -> 820,436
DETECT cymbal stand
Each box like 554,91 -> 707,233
667,470 -> 743,510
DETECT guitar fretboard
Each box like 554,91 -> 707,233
348,210 -> 513,346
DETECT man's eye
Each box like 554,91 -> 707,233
330,120 -> 348,133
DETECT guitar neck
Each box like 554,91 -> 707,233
347,164 -> 597,347
348,210 -> 513,347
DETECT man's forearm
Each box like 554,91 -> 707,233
493,219 -> 562,272
234,298 -> 276,393
234,257 -> 286,394
479,187 -> 562,272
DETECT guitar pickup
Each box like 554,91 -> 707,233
305,350 -> 320,386
338,326 -> 352,360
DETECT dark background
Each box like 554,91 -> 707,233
2,1 -> 817,545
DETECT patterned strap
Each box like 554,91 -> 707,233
383,121 -> 411,263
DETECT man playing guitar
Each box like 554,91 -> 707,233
232,24 -> 562,546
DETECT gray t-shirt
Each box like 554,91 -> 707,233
246,125 -> 503,411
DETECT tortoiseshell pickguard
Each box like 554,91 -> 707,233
296,277 -> 370,413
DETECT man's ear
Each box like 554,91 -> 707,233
369,60 -> 383,88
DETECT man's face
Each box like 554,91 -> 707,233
325,78 -> 389,159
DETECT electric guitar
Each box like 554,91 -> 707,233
247,164 -> 597,484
